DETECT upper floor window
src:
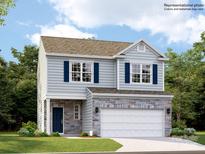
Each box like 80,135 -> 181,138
71,62 -> 92,82
72,62 -> 81,82
142,65 -> 151,83
82,63 -> 92,82
132,64 -> 141,83
131,64 -> 151,84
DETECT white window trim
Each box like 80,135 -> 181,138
69,61 -> 93,83
74,104 -> 80,120
130,63 -> 152,84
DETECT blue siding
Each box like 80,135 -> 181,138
47,56 -> 116,99
119,42 -> 164,91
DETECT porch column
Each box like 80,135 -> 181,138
46,98 -> 51,135
41,100 -> 44,132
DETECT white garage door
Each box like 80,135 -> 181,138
101,109 -> 164,137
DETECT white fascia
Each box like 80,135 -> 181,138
91,93 -> 174,98
46,53 -> 114,59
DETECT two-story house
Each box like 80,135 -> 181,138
37,36 -> 173,138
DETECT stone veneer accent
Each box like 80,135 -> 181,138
50,99 -> 82,134
45,96 -> 172,137
91,96 -> 172,137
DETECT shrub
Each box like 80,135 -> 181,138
25,126 -> 35,135
171,128 -> 185,136
34,129 -> 42,137
34,129 -> 48,137
172,120 -> 187,129
18,121 -> 38,137
22,121 -> 37,130
80,132 -> 89,137
18,128 -> 34,137
171,128 -> 196,137
51,132 -> 60,137
39,132 -> 49,137
184,128 -> 196,136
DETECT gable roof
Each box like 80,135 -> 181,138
41,36 -> 132,57
41,36 -> 166,59
114,39 -> 165,58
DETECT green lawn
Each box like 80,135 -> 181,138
196,131 -> 205,145
0,132 -> 121,153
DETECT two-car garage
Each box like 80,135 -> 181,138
100,109 -> 165,137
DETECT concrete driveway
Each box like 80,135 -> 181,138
112,137 -> 205,152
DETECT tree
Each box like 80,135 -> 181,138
165,32 -> 205,129
0,56 -> 15,129
190,32 -> 205,129
7,45 -> 38,129
0,0 -> 15,25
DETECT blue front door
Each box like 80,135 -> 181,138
53,107 -> 63,133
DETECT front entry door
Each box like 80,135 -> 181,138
53,107 -> 63,133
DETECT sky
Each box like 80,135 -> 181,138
0,0 -> 205,61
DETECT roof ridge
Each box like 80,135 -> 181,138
41,35 -> 133,44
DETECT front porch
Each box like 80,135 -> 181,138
41,99 -> 83,135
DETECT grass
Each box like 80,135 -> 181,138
196,131 -> 205,145
0,132 -> 122,153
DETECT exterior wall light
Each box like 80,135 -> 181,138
95,107 -> 99,113
166,108 -> 171,114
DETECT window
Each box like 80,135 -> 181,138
142,65 -> 151,83
71,62 -> 92,82
72,62 -> 81,81
132,64 -> 141,83
82,63 -> 92,82
131,64 -> 151,83
74,104 -> 80,120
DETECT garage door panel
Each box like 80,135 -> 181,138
101,130 -> 163,137
101,122 -> 163,130
101,116 -> 163,123
101,109 -> 164,137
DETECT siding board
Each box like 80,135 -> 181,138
119,48 -> 164,91
47,56 -> 116,98
82,89 -> 93,133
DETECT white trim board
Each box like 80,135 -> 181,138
46,53 -> 114,59
46,95 -> 86,100
92,93 -> 173,98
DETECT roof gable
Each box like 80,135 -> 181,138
114,39 -> 166,58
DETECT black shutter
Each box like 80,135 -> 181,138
64,61 -> 69,82
125,63 -> 130,83
153,64 -> 158,84
94,63 -> 99,83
